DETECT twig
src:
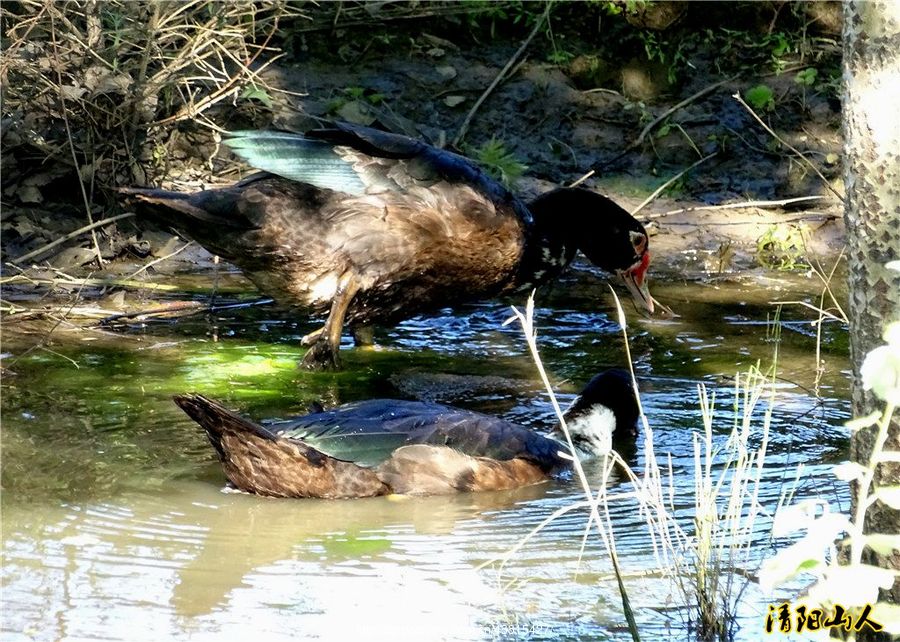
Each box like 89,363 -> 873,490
38,346 -> 80,369
452,2 -> 553,147
631,153 -> 717,216
660,214 -> 837,226
732,93 -> 844,202
767,300 -> 846,324
99,297 -> 274,326
568,169 -> 595,188
49,12 -> 103,267
583,87 -> 622,96
643,195 -> 825,219
1,275 -> 180,291
8,279 -> 89,367
152,10 -> 284,127
604,75 -> 738,169
11,213 -> 136,265
100,301 -> 206,325
809,248 -> 848,323
292,4 -> 503,33
125,241 -> 194,280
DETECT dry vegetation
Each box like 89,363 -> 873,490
1,0 -> 306,201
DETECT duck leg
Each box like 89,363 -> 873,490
351,324 -> 375,347
300,273 -> 360,371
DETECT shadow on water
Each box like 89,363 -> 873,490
2,269 -> 852,641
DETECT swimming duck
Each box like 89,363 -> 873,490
123,123 -> 654,370
174,369 -> 640,498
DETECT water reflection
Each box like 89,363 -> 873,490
1,275 -> 852,641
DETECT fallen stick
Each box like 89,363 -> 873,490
631,153 -> 717,215
99,297 -> 274,325
660,213 -> 838,226
1,274 -> 179,291
125,241 -> 194,280
643,195 -> 826,219
11,213 -> 136,265
732,93 -> 844,202
603,75 -> 738,169
452,2 -> 552,147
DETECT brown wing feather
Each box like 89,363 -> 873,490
129,175 -> 524,324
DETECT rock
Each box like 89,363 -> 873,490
336,100 -> 376,126
624,0 -> 688,30
48,246 -> 96,268
436,65 -> 457,80
621,58 -> 675,102
566,55 -> 614,90
139,230 -> 183,257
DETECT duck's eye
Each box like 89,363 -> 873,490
629,231 -> 648,255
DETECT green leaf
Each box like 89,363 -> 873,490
472,138 -> 527,187
865,534 -> 900,556
845,410 -> 881,432
794,68 -> 818,87
870,603 -> 900,635
861,343 -> 900,404
343,86 -> 366,100
745,84 -> 775,111
808,564 -> 895,608
240,86 -> 273,108
875,486 -> 900,509
321,534 -> 392,558
833,461 -> 868,482
759,541 -> 823,590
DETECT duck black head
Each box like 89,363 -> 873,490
527,188 -> 654,313
557,368 -> 641,456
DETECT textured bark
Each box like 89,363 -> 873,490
842,0 -> 900,618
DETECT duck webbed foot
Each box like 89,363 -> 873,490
298,272 -> 360,371
300,338 -> 341,370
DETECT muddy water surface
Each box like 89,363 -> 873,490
2,266 -> 851,641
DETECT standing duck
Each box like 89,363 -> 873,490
123,123 -> 655,369
174,369 -> 640,498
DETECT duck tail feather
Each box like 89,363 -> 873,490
224,131 -> 367,195
173,393 -> 277,459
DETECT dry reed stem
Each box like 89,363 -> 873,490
733,93 -> 844,202
3,1 -> 303,190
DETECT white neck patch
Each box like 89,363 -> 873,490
565,404 -> 616,458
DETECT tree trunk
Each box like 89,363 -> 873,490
842,0 -> 900,623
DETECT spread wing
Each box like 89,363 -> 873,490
265,399 -> 567,470
224,123 -> 532,225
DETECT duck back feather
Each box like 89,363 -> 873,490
267,399 -> 570,472
174,394 -> 389,499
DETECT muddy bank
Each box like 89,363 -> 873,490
2,2 -> 846,300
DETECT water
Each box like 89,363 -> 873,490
1,265 -> 852,641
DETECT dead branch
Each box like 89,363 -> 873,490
643,196 -> 826,219
603,76 -> 738,168
732,93 -> 844,202
632,153 -> 717,215
453,2 -> 553,147
11,213 -> 136,265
